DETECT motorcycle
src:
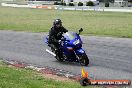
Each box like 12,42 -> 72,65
44,28 -> 89,66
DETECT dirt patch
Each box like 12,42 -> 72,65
7,64 -> 76,82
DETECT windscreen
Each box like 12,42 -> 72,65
63,32 -> 76,40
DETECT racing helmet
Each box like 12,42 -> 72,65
53,19 -> 62,28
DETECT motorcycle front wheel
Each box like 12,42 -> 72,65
79,53 -> 89,66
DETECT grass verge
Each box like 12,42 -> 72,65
0,7 -> 132,38
0,60 -> 101,88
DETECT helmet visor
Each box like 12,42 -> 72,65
56,23 -> 62,28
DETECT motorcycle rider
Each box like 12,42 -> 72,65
48,19 -> 68,59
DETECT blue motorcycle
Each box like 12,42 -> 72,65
45,28 -> 89,66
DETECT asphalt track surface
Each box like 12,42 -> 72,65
0,30 -> 132,81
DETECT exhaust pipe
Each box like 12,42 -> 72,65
46,49 -> 56,57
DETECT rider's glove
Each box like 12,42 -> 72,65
57,32 -> 62,37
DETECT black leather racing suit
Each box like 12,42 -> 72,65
48,26 -> 68,57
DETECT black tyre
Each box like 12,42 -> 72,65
79,53 -> 89,66
50,47 -> 63,62
55,55 -> 64,62
55,51 -> 64,62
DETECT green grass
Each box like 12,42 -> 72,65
0,60 -> 101,88
0,7 -> 132,38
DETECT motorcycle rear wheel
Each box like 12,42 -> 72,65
50,47 -> 64,62
55,55 -> 64,62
